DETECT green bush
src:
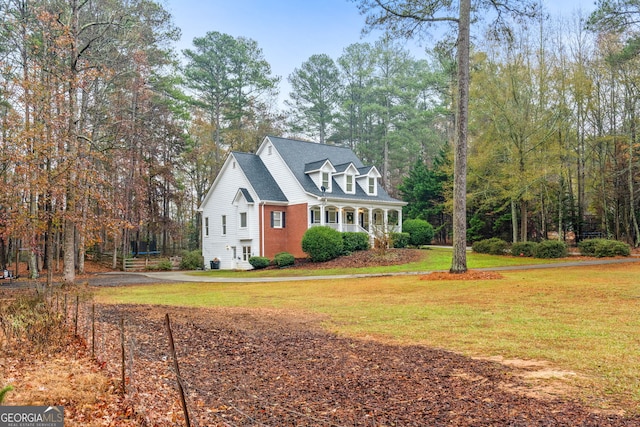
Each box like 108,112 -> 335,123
391,232 -> 410,248
274,252 -> 295,267
511,241 -> 539,257
249,256 -> 271,269
578,238 -> 630,257
402,218 -> 434,246
148,260 -> 173,271
472,237 -> 508,255
180,250 -> 203,270
342,232 -> 370,253
302,226 -> 344,262
157,260 -> 173,270
534,240 -> 568,259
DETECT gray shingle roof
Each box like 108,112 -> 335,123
232,152 -> 288,202
237,188 -> 254,203
266,136 -> 401,203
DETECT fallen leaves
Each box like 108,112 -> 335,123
420,270 -> 505,280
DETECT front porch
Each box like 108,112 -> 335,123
308,204 -> 402,237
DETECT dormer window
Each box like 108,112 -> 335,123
368,177 -> 375,194
322,172 -> 330,190
346,175 -> 353,192
305,159 -> 335,193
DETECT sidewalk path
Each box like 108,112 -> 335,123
90,257 -> 640,285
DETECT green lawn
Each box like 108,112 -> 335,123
188,246 -> 565,277
96,255 -> 640,414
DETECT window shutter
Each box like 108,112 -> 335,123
270,211 -> 274,227
282,212 -> 286,228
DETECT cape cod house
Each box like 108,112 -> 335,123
199,136 -> 406,269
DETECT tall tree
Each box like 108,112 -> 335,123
182,31 -> 278,161
354,0 -> 541,273
286,53 -> 341,144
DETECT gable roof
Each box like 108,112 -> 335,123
234,188 -> 254,204
265,136 -> 401,203
232,152 -> 288,203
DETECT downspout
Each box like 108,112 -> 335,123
260,202 -> 265,257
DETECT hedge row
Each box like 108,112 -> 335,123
473,237 -> 631,259
577,238 -> 630,257
248,251 -> 296,270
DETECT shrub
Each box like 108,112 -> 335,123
274,252 -> 295,268
578,238 -> 630,257
472,237 -> 508,255
534,240 -> 568,259
342,232 -> 370,253
148,260 -> 173,271
391,232 -> 410,248
402,219 -> 434,246
249,256 -> 270,269
157,260 -> 173,270
180,250 -> 203,270
511,241 -> 539,257
302,226 -> 344,262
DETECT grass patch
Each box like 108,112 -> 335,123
188,247 -> 564,278
95,261 -> 640,414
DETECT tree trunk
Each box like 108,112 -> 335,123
511,199 -> 518,243
450,0 -> 470,274
520,199 -> 528,242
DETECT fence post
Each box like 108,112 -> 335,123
91,304 -> 95,358
74,295 -> 79,336
165,313 -> 191,427
120,317 -> 126,396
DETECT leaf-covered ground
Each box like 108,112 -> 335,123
88,304 -> 639,426
3,255 -> 640,426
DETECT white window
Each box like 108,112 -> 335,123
310,207 -> 321,224
242,245 -> 251,261
205,217 -> 209,237
240,212 -> 247,228
346,175 -> 353,192
326,209 -> 338,224
272,211 -> 285,228
368,177 -> 375,194
322,172 -> 330,190
221,215 -> 227,235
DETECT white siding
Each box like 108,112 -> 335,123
257,140 -> 309,203
201,156 -> 259,270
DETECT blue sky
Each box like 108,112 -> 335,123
164,0 -> 596,102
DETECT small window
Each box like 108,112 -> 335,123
322,172 -> 330,190
271,211 -> 285,228
205,217 -> 209,237
310,206 -> 321,224
240,212 -> 247,228
326,209 -> 337,224
368,177 -> 375,194
242,245 -> 251,261
346,175 -> 353,192
221,215 -> 227,235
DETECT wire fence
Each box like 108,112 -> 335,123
41,290 -> 397,427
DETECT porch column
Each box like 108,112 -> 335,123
398,209 -> 403,232
320,204 -> 325,226
355,207 -> 360,230
338,207 -> 343,232
383,209 -> 389,233
368,208 -> 373,233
